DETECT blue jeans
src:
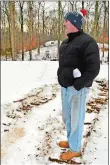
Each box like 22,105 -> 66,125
61,86 -> 89,152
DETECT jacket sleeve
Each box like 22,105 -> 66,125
73,39 -> 100,91
60,67 -> 75,79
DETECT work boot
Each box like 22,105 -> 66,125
60,150 -> 81,160
57,141 -> 69,148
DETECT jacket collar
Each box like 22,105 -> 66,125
67,30 -> 83,42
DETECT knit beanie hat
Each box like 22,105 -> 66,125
64,9 -> 87,30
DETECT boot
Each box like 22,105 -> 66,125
60,150 -> 81,160
57,141 -> 69,148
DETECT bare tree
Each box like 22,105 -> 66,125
41,1 -> 45,37
68,1 -> 78,12
37,2 -> 41,54
2,2 -> 12,59
9,1 -> 16,60
102,1 -> 107,57
57,0 -> 61,59
74,2 -> 78,11
69,1 -> 74,11
1,3 -> 7,60
60,2 -> 67,36
28,1 -> 33,60
81,1 -> 86,31
19,1 -> 24,60
94,1 -> 99,39
82,1 -> 84,9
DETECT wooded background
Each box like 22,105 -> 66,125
1,1 -> 109,61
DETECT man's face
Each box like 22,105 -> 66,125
64,20 -> 78,35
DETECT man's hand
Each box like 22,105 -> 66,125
73,68 -> 81,78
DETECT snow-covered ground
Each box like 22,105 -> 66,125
83,105 -> 108,165
1,61 -> 108,165
1,61 -> 58,104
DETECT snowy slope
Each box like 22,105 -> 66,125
83,105 -> 108,165
1,62 -> 108,165
1,61 -> 58,104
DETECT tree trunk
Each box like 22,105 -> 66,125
60,4 -> 64,38
82,1 -> 86,31
82,1 -> 84,9
37,2 -> 40,54
20,3 -> 24,61
9,1 -> 16,60
28,1 -> 33,60
2,6 -> 7,60
57,0 -> 61,60
86,3 -> 90,33
93,1 -> 99,39
69,1 -> 74,12
8,19 -> 12,59
4,2 -> 12,59
75,2 -> 77,11
42,7 -> 45,37
102,1 -> 106,57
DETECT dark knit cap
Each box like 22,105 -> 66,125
64,9 -> 87,30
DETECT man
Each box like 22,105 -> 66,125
57,9 -> 100,161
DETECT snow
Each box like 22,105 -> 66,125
99,51 -> 108,64
44,40 -> 59,47
1,61 -> 58,104
97,43 -> 108,49
96,64 -> 108,80
83,105 -> 108,165
1,58 -> 108,164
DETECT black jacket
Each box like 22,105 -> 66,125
57,31 -> 100,91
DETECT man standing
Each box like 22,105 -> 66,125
57,9 -> 100,160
